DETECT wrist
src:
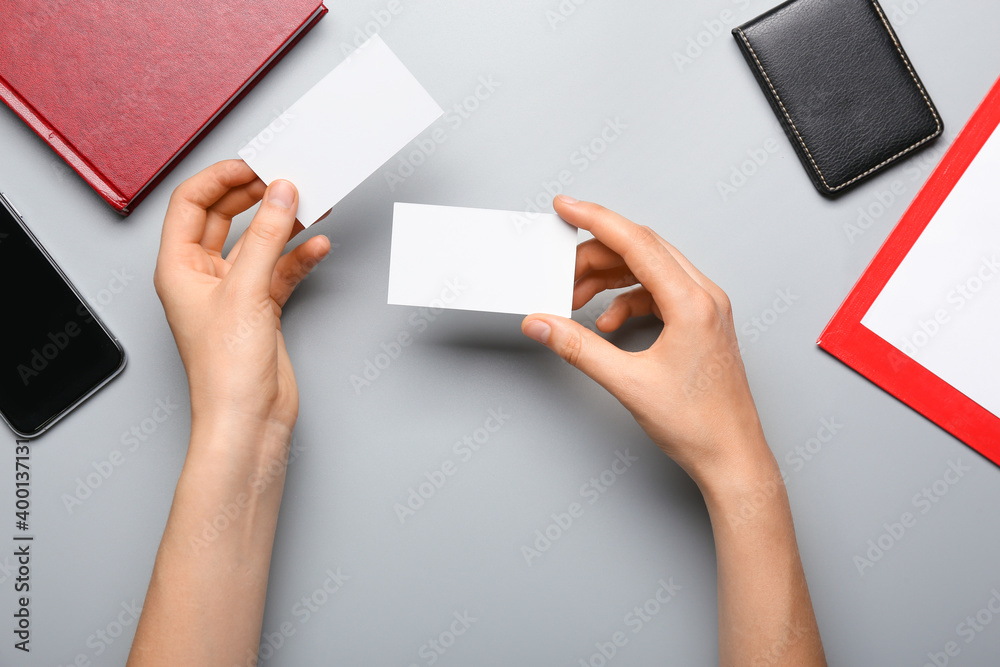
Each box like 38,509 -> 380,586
168,413 -> 293,563
187,411 -> 294,478
692,433 -> 787,523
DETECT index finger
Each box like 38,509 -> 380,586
160,160 -> 260,251
554,197 -> 701,317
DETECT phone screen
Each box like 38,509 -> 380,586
0,195 -> 125,437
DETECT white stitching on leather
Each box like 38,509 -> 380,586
735,0 -> 943,192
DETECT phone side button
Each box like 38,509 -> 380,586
1,193 -> 24,219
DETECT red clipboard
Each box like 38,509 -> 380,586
818,76 -> 1000,467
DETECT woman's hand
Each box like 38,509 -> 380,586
522,196 -> 771,490
130,161 -> 331,667
153,160 -> 331,436
524,196 -> 826,667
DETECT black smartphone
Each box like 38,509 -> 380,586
0,192 -> 126,438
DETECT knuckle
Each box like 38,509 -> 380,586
714,289 -> 733,319
152,269 -> 165,299
172,174 -> 208,204
613,272 -> 637,290
685,289 -> 720,327
273,262 -> 294,287
631,225 -> 659,248
616,289 -> 640,313
609,291 -> 630,311
222,158 -> 245,177
249,218 -> 285,246
560,330 -> 585,368
166,187 -> 187,211
222,273 -> 252,303
278,259 -> 306,287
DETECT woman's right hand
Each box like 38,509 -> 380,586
522,196 -> 775,490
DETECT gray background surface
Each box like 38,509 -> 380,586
1,1 -> 999,665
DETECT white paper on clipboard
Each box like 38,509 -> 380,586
862,125 -> 1000,417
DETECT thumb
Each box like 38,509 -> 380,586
229,180 -> 299,294
522,315 -> 626,393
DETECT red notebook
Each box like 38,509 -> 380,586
819,76 -> 1000,466
0,1 -> 327,215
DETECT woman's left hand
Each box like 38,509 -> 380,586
154,160 -> 330,437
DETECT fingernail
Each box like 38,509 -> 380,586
556,194 -> 579,205
267,180 -> 296,209
318,236 -> 333,262
523,320 -> 552,344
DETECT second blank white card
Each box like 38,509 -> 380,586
388,203 -> 579,317
238,36 -> 442,226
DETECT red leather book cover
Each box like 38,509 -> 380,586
0,1 -> 327,214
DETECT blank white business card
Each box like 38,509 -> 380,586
388,203 -> 578,317
238,35 -> 443,226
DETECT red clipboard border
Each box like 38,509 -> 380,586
818,76 -> 1000,467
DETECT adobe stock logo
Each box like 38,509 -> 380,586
350,278 -> 467,395
716,138 -> 783,202
62,397 -> 182,514
511,118 -> 628,234
783,417 -> 844,474
576,578 -> 683,667
406,611 -> 478,667
385,76 -> 502,191
239,111 -> 296,162
843,137 -> 948,244
889,0 -> 935,27
16,322 -> 84,386
337,0 -> 404,56
56,599 -> 144,667
242,566 -> 351,666
393,408 -> 512,524
739,288 -> 799,344
520,450 -> 639,566
25,0 -> 72,31
17,301 -> 105,387
853,459 -> 972,576
920,587 -> 1000,667
673,0 -> 756,73
545,0 -> 591,30
89,268 -> 135,314
896,255 -> 1000,358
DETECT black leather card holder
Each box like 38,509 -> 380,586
733,0 -> 943,196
